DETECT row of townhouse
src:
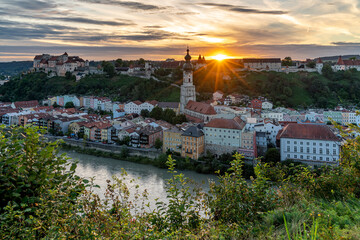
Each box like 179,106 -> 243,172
45,96 -> 181,119
163,117 -> 258,160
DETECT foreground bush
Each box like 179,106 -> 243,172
1,125 -> 360,239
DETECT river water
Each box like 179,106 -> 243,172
63,151 -> 218,210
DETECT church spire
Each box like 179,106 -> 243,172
183,47 -> 192,71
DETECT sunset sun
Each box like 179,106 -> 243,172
211,54 -> 228,61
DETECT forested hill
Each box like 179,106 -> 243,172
0,61 -> 33,76
2,67 -> 360,108
193,66 -> 360,108
0,72 -> 180,103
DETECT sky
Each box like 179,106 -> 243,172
1,0 -> 360,61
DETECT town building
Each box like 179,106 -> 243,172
157,102 -> 180,115
213,90 -> 224,101
278,124 -> 341,165
184,100 -> 217,123
243,58 -> 282,71
163,127 -> 183,154
180,48 -> 196,113
333,56 -> 360,71
181,126 -> 204,160
238,130 -> 257,159
204,118 -> 245,155
33,52 -> 89,77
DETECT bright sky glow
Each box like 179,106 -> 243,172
0,0 -> 360,61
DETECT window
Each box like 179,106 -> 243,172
313,148 -> 316,154
307,142 -> 310,145
320,143 -> 322,146
294,146 -> 297,152
287,154 -> 290,158
326,149 -> 329,154
313,142 -> 316,146
300,147 -> 303,152
307,147 -> 310,153
319,149 -> 323,154
300,142 -> 303,145
294,155 -> 297,158
294,141 -> 297,144
326,143 -> 329,147
287,140 -> 290,144
333,149 -> 336,155
320,157 -> 323,160
313,156 -> 316,160
287,146 -> 290,152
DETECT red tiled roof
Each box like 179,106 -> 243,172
146,100 -> 158,106
185,100 -> 217,115
337,56 -> 345,65
316,58 -> 323,64
95,122 -> 112,129
14,100 -> 39,109
133,100 -> 142,105
343,60 -> 360,66
278,123 -> 340,141
34,55 -> 43,60
205,118 -> 245,130
185,114 -> 203,123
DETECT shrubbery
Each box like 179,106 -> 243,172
1,125 -> 360,239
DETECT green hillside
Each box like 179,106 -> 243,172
2,65 -> 360,108
0,72 -> 180,102
193,65 -> 360,108
0,61 -> 33,76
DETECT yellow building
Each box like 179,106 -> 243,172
181,126 -> 204,160
163,127 -> 182,154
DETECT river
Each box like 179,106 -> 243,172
63,151 -> 218,210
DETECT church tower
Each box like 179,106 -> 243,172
180,47 -> 196,113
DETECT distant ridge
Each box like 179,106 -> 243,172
0,61 -> 33,75
317,55 -> 360,62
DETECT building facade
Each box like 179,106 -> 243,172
278,124 -> 341,165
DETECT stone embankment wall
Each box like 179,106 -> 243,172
46,136 -> 161,159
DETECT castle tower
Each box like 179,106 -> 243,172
180,48 -> 196,113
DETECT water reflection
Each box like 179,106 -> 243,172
63,151 -> 218,210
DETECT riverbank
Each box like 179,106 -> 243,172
60,142 -> 255,178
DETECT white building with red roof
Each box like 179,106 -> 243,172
278,123 -> 341,165
334,56 -> 360,71
184,100 -> 217,123
204,117 -> 246,154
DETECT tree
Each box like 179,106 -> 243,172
322,64 -> 334,79
154,138 -> 162,150
115,58 -> 123,67
306,61 -> 316,68
101,61 -> 115,77
264,148 -> 280,163
140,109 -> 150,118
65,101 -> 75,109
52,102 -> 59,108
150,106 -> 163,120
281,57 -> 293,66
163,109 -> 176,123
138,58 -> 145,66
174,114 -> 187,124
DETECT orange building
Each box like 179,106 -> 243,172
181,126 -> 204,160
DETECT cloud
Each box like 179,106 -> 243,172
200,3 -> 288,15
6,0 -> 57,10
51,17 -> 133,26
77,0 -> 165,10
332,42 -> 360,46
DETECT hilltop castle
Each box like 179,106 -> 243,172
33,52 -> 89,78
